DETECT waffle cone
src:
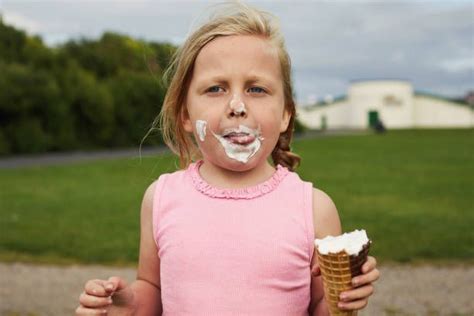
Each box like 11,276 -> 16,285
316,242 -> 371,316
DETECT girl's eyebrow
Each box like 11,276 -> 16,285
246,75 -> 276,85
195,76 -> 227,86
198,74 -> 276,85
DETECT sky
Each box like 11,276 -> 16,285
1,0 -> 473,105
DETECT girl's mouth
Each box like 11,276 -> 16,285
211,124 -> 263,163
220,125 -> 261,146
223,132 -> 256,145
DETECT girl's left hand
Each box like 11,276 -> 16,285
338,256 -> 380,311
311,256 -> 380,311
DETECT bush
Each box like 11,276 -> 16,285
0,20 -> 176,155
294,117 -> 307,135
0,129 -> 11,155
107,70 -> 165,147
0,63 -> 62,153
3,117 -> 51,153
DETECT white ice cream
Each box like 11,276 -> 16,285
314,229 -> 369,255
229,93 -> 246,115
211,124 -> 263,163
196,120 -> 207,142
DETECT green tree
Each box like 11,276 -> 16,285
0,18 -> 27,64
107,70 -> 164,147
66,67 -> 115,147
0,20 -> 176,154
0,63 -> 61,153
61,32 -> 166,79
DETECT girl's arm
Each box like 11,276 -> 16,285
308,188 -> 342,316
307,188 -> 379,316
76,181 -> 162,315
132,180 -> 163,315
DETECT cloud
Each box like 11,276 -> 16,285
439,57 -> 474,73
1,10 -> 44,34
255,1 -> 473,99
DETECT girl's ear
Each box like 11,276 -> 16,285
182,107 -> 193,133
280,108 -> 291,133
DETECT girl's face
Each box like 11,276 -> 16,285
183,35 -> 290,171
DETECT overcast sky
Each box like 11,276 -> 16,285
1,0 -> 473,104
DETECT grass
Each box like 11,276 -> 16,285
0,154 -> 177,265
294,129 -> 474,263
0,129 -> 473,265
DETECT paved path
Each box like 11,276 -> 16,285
0,147 -> 169,169
0,130 -> 371,169
1,262 -> 473,316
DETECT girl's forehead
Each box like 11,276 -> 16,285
192,35 -> 282,81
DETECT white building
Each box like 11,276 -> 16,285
297,80 -> 474,130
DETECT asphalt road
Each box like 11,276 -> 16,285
0,130 -> 371,169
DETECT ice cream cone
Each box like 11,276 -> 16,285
316,242 -> 370,316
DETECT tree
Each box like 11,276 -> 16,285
0,18 -> 27,64
0,20 -> 176,154
107,70 -> 164,147
0,63 -> 61,153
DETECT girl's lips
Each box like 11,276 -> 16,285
223,133 -> 256,145
211,125 -> 263,163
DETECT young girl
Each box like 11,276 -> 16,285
76,3 -> 379,315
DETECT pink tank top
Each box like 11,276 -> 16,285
153,160 -> 315,315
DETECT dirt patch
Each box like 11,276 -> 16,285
1,262 -> 473,315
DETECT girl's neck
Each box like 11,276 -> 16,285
198,159 -> 277,189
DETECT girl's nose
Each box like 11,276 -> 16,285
228,94 -> 247,118
229,108 -> 247,118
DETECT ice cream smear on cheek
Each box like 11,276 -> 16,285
211,124 -> 265,163
314,229 -> 370,255
195,120 -> 207,142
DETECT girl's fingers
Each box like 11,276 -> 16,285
85,279 -> 110,297
79,292 -> 113,308
75,305 -> 108,315
361,256 -> 377,273
105,276 -> 127,294
338,298 -> 368,311
340,284 -> 374,302
352,267 -> 380,287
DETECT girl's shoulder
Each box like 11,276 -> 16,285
154,167 -> 188,185
311,187 -> 342,239
142,168 -> 188,204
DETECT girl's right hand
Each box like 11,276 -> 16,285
76,276 -> 136,315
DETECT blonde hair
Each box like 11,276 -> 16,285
154,2 -> 301,171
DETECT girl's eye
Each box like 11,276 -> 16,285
248,86 -> 266,94
207,86 -> 224,93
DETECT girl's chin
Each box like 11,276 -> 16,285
203,153 -> 262,171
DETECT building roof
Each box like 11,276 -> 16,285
300,94 -> 347,110
350,78 -> 411,84
414,90 -> 470,107
299,89 -> 470,111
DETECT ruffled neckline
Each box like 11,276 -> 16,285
187,160 -> 289,200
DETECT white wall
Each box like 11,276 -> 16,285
348,81 -> 414,128
414,96 -> 473,127
297,101 -> 349,129
296,80 -> 474,129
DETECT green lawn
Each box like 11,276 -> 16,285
0,129 -> 473,265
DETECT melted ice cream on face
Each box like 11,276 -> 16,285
314,229 -> 369,255
211,124 -> 264,163
196,120 -> 207,142
229,94 -> 246,115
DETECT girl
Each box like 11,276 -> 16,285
76,3 -> 379,315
